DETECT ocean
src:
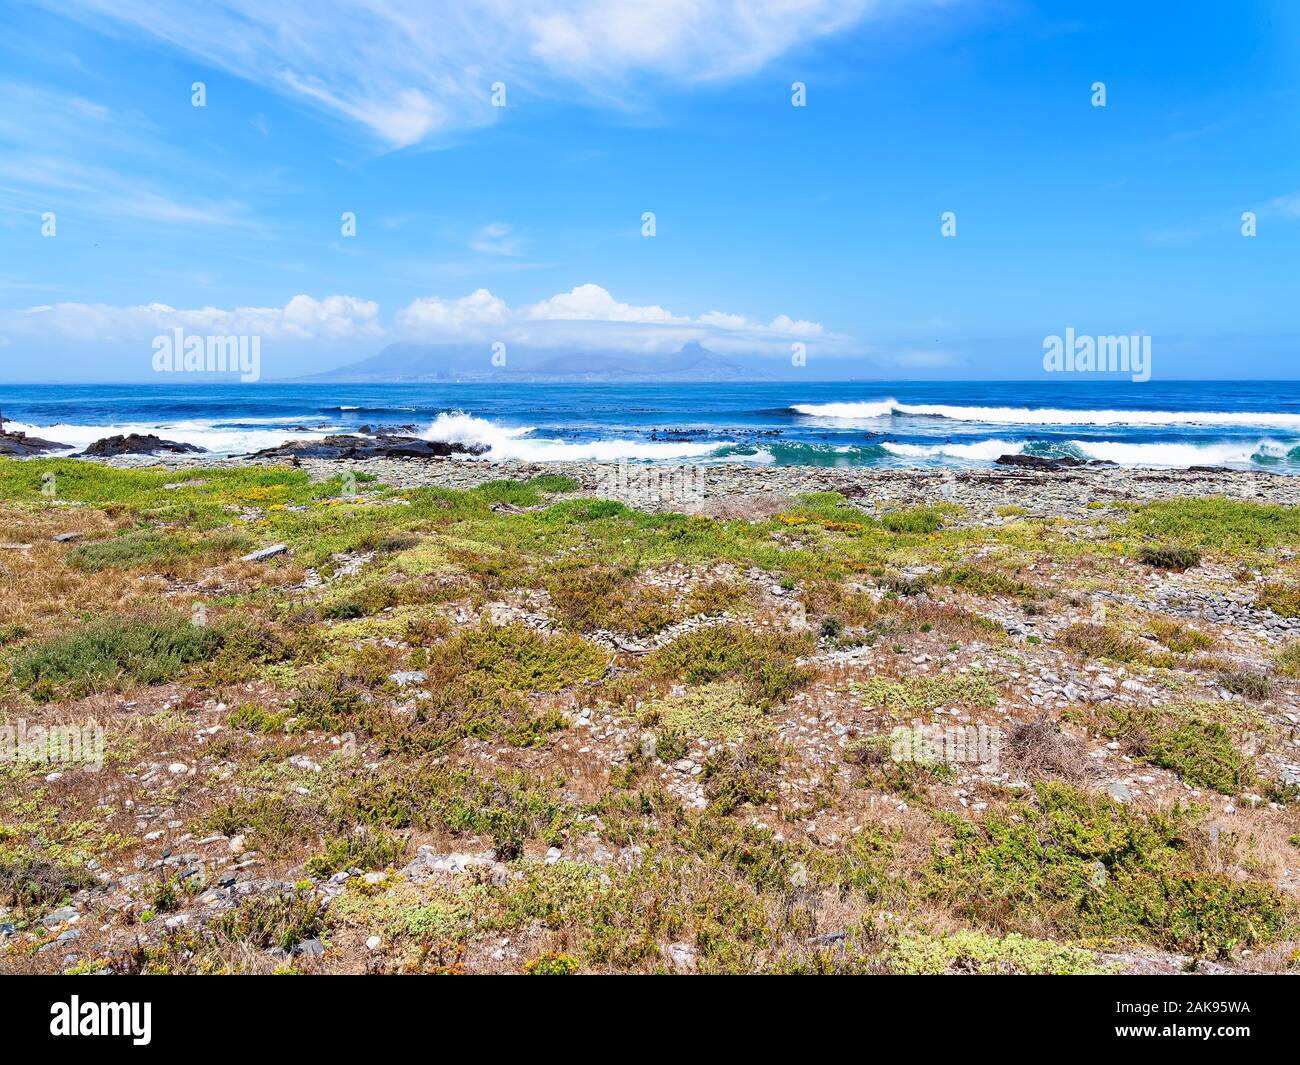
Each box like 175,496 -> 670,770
2,380 -> 1299,471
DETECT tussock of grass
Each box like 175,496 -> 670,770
939,564 -> 1042,600
702,735 -> 783,814
0,855 -> 95,909
1216,669 -> 1277,701
637,681 -> 767,741
211,892 -> 324,952
644,624 -> 814,707
843,735 -> 955,799
800,579 -> 880,628
1057,622 -> 1146,664
10,614 -> 223,701
546,563 -> 678,636
853,671 -> 998,712
1275,641 -> 1300,678
67,529 -> 254,572
1147,617 -> 1216,654
1256,581 -> 1300,618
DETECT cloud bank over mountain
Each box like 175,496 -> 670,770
0,283 -> 848,379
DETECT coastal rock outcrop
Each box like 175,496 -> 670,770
0,429 -> 72,456
994,453 -> 1113,470
247,433 -> 487,461
77,434 -> 207,457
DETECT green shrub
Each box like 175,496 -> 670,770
1057,622 -> 1146,664
306,831 -> 406,878
11,615 -> 223,701
546,563 -> 678,636
1124,499 -> 1300,551
645,624 -> 814,708
885,930 -> 1111,975
928,783 -> 1288,957
853,671 -> 998,712
702,735 -> 782,814
940,564 -> 1041,600
68,529 -> 251,572
1256,582 -> 1300,618
1104,704 -> 1253,794
212,892 -> 324,951
881,507 -> 945,534
1136,544 -> 1202,571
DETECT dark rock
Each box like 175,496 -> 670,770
0,430 -> 71,456
993,453 -> 1118,470
247,434 -> 487,462
995,453 -> 1085,469
77,434 -> 206,457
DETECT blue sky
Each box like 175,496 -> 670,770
0,0 -> 1297,381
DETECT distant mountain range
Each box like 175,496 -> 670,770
305,340 -> 780,382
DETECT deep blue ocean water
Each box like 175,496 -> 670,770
1,380 -> 1299,470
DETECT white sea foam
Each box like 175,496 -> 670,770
792,400 -> 1300,428
881,437 -> 1296,467
3,419 -> 337,456
882,439 -> 1022,462
420,411 -> 725,462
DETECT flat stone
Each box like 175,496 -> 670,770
1106,781 -> 1133,804
240,544 -> 289,563
41,906 -> 78,928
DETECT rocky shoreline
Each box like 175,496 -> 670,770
84,450 -> 1300,513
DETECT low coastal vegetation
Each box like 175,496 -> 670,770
0,457 -> 1296,974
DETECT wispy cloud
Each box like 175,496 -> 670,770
0,81 -> 256,230
468,222 -> 524,257
52,1 -> 885,147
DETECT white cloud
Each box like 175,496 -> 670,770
54,1 -> 882,147
396,283 -> 846,354
0,284 -> 845,358
6,295 -> 383,344
523,283 -> 683,323
394,289 -> 511,333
